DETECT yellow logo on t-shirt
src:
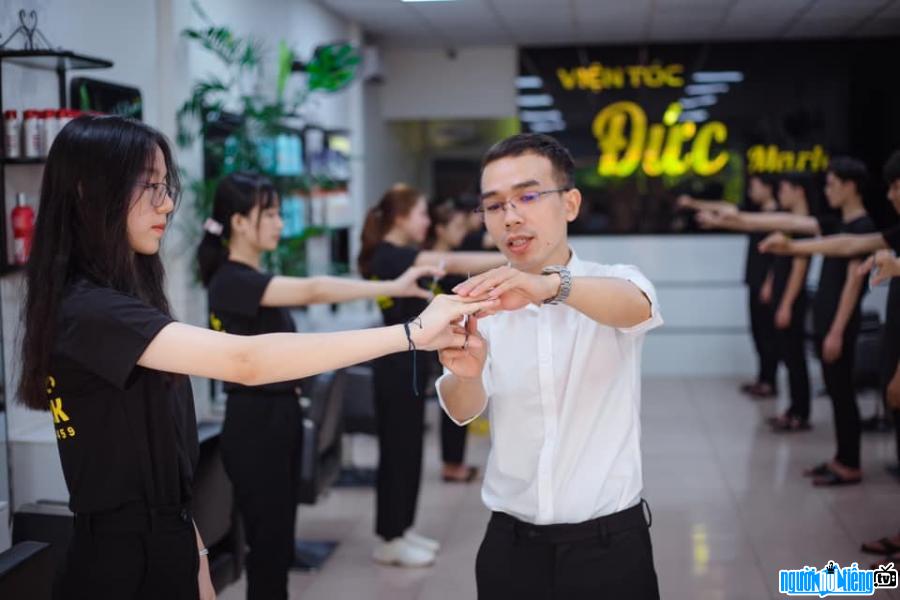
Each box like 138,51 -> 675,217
210,312 -> 225,332
47,376 -> 76,441
370,276 -> 395,310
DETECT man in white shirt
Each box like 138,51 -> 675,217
438,133 -> 663,599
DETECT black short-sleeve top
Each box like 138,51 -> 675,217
369,242 -> 428,326
812,214 -> 876,335
50,278 -> 198,514
207,260 -> 300,396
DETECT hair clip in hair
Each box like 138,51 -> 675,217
203,218 -> 224,236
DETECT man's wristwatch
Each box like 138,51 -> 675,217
541,265 -> 572,305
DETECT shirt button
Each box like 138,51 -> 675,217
180,509 -> 189,522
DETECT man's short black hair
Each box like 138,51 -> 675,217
778,171 -> 822,214
749,173 -> 777,195
481,133 -> 575,189
827,156 -> 868,195
883,150 -> 900,185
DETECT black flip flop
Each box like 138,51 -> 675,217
862,536 -> 900,556
812,469 -> 861,487
740,382 -> 758,393
771,416 -> 811,433
804,463 -> 830,477
442,466 -> 479,484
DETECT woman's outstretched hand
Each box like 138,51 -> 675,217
409,294 -> 499,351
392,265 -> 445,299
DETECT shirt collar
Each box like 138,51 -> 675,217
566,248 -> 586,277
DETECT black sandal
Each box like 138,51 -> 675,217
812,468 -> 862,487
442,466 -> 479,483
770,415 -> 811,432
744,382 -> 777,399
804,463 -> 830,477
862,536 -> 900,556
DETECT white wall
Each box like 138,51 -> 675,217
380,46 -> 517,120
0,0 -> 358,523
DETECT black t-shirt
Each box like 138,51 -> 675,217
886,279 -> 900,335
207,260 -> 300,395
771,231 -> 810,309
50,278 -> 198,514
370,242 -> 428,326
881,225 -> 900,334
745,231 -> 773,290
812,214 -> 877,335
459,230 -> 486,252
883,224 -> 900,254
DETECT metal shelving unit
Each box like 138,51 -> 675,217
0,49 -> 113,274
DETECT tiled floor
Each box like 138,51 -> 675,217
219,376 -> 900,600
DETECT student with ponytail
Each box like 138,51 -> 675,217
196,172 -> 442,600
359,184 -> 506,567
20,115 -> 495,600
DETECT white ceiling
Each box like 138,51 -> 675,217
315,0 -> 900,47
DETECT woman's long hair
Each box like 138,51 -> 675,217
195,172 -> 279,287
19,115 -> 180,410
358,184 -> 422,278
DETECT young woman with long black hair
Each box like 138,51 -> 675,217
358,184 -> 506,567
19,115 -> 495,600
196,172 -> 442,600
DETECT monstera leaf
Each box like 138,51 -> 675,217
304,43 -> 361,93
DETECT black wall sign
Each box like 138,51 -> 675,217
518,39 -> 900,234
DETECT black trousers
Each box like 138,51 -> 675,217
221,393 -> 302,600
373,351 -> 428,540
441,411 -> 468,464
56,503 -> 198,600
881,319 -> 900,464
475,502 -> 660,600
817,328 -> 862,469
777,296 -> 811,420
749,287 -> 778,387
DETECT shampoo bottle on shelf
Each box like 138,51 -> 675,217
12,192 -> 35,265
3,110 -> 20,159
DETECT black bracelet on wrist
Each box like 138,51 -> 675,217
403,320 -> 419,397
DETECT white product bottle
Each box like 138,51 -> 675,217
22,110 -> 42,158
41,109 -> 60,156
3,110 -> 20,159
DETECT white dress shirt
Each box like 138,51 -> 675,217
437,251 -> 663,525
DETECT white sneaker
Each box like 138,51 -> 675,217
404,530 -> 441,553
373,538 -> 436,567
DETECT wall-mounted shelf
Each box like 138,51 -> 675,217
0,50 -> 112,72
0,264 -> 24,276
1,48 -> 113,274
3,158 -> 44,166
